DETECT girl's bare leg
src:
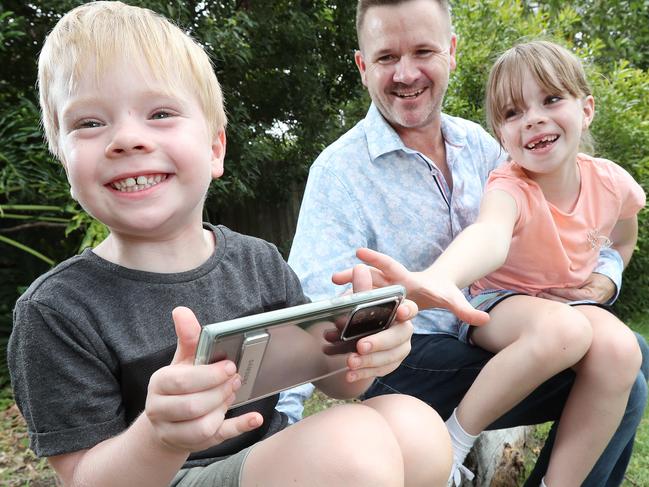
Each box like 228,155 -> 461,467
544,306 -> 641,487
457,296 -> 593,434
242,395 -> 451,487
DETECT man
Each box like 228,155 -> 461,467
279,0 -> 648,485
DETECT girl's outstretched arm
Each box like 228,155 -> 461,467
425,189 -> 518,288
333,190 -> 518,325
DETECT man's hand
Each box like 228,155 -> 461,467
333,248 -> 489,327
145,307 -> 262,453
537,273 -> 616,304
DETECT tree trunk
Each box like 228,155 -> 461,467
463,427 -> 531,487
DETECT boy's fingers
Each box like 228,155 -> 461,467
356,317 -> 413,356
214,413 -> 263,443
351,264 -> 372,293
171,306 -> 202,365
153,362 -> 238,396
395,300 -> 417,321
150,376 -> 239,421
348,330 -> 412,381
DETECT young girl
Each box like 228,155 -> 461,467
334,41 -> 646,487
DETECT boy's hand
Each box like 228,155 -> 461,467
333,248 -> 489,326
339,262 -> 413,383
145,307 -> 262,453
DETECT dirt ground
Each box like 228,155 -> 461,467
0,394 -> 57,486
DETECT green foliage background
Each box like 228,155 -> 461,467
1,0 -> 648,380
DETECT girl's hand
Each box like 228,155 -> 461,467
333,248 -> 489,326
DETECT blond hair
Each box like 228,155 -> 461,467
38,1 -> 226,159
485,40 -> 593,150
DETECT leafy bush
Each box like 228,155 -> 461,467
0,1 -> 648,381
590,63 -> 649,316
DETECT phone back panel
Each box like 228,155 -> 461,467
195,286 -> 405,408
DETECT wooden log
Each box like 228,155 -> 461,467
462,427 -> 531,486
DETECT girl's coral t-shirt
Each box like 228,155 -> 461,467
471,153 -> 646,296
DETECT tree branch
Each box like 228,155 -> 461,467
0,222 -> 67,234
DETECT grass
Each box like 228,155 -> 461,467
1,315 -> 648,486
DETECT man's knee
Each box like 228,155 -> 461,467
625,372 -> 649,419
634,331 -> 649,379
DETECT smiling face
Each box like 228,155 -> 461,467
354,0 -> 456,135
54,61 -> 225,240
497,67 -> 594,178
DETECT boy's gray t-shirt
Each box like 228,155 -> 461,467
8,224 -> 308,466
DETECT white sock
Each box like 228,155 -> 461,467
445,408 -> 479,466
540,478 -> 548,487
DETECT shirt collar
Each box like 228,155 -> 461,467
363,102 -> 468,163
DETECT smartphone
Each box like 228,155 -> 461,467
194,285 -> 406,408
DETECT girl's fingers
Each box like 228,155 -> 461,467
356,248 -> 406,278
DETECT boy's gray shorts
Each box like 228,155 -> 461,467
170,446 -> 253,487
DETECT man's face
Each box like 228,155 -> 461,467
355,0 -> 456,135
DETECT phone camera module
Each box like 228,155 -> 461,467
341,300 -> 397,341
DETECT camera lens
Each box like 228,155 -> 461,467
342,300 -> 397,340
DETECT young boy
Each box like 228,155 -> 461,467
7,2 -> 452,486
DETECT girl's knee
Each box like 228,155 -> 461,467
585,326 -> 642,387
526,306 -> 592,364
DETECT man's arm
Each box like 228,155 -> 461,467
537,244 -> 628,305
288,165 -> 369,301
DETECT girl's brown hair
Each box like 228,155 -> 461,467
486,40 -> 593,149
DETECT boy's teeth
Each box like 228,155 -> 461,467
111,174 -> 166,192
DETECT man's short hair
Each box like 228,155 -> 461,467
355,0 -> 452,48
39,1 -> 226,159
